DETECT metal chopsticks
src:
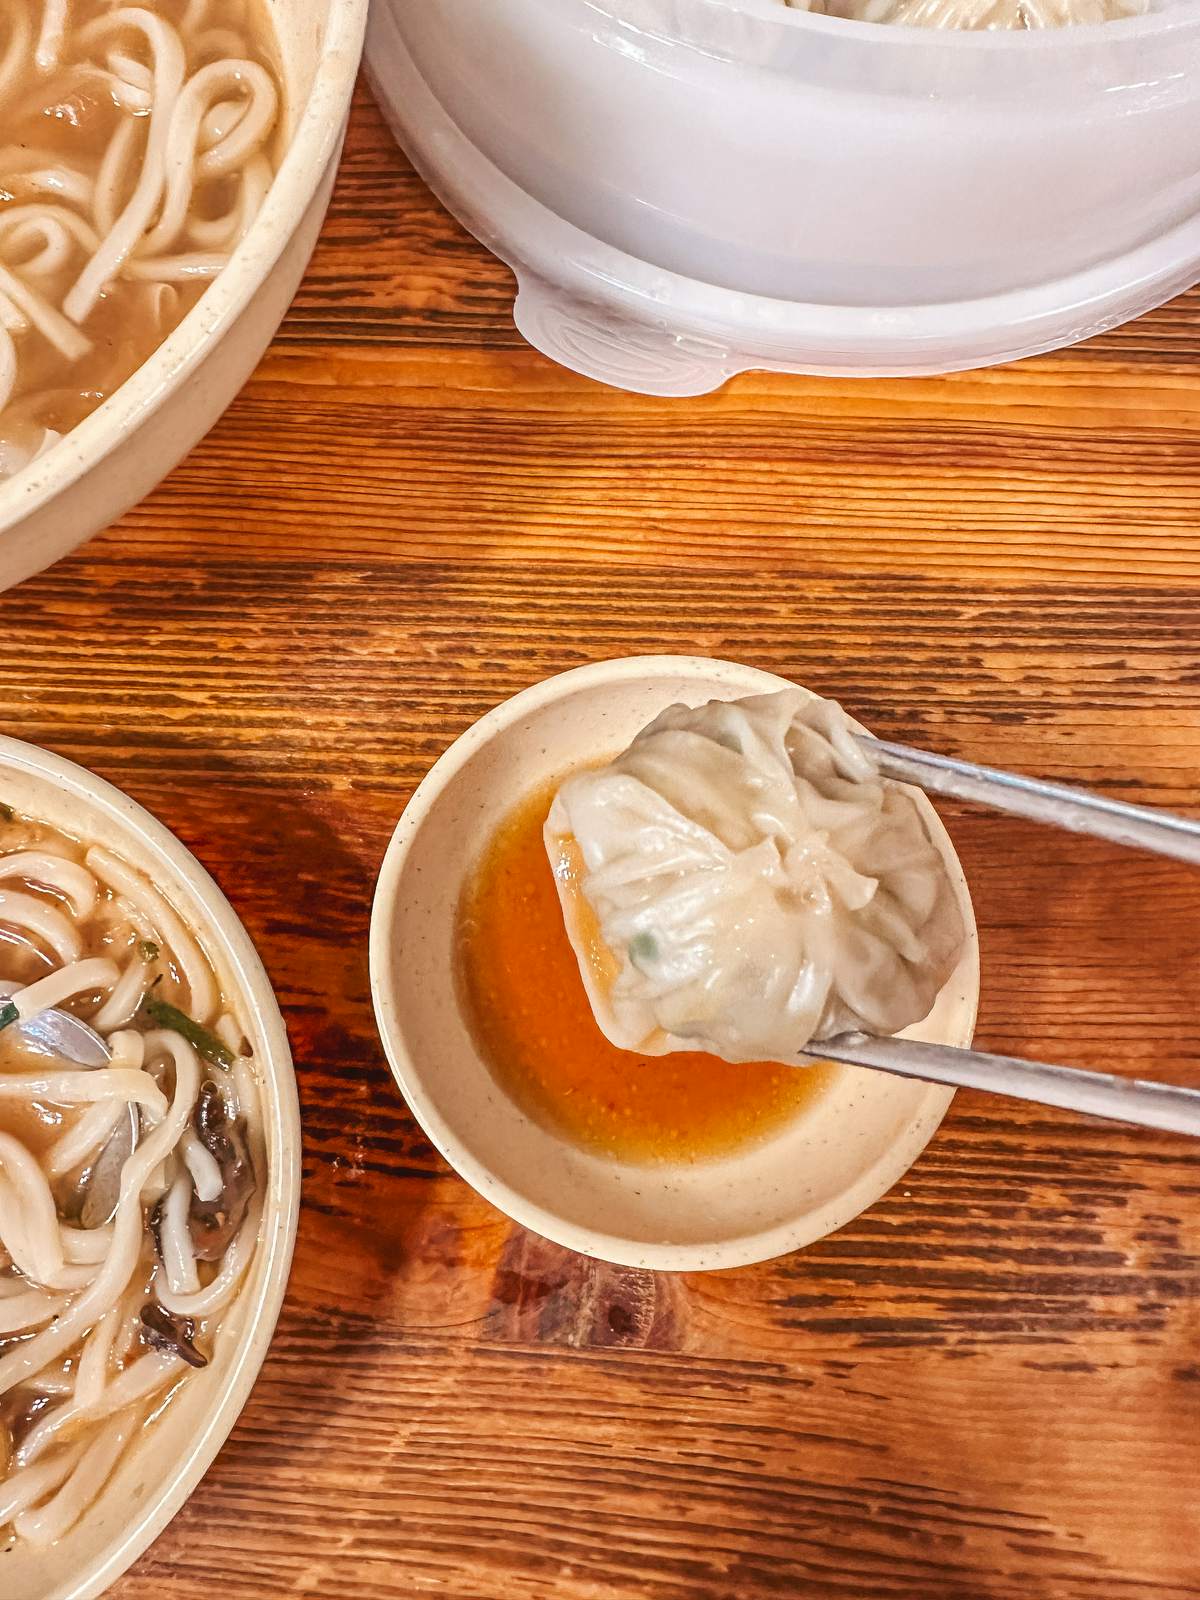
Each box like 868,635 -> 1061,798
816,736 -> 1200,1136
860,735 -> 1200,867
802,1034 -> 1200,1138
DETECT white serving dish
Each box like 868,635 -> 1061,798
370,656 -> 980,1271
0,737 -> 301,1600
366,0 -> 1200,394
0,0 -> 368,593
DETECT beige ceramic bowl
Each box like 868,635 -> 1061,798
0,0 -> 367,593
370,656 -> 980,1271
0,736 -> 300,1600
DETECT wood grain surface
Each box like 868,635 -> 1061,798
2,80 -> 1199,1599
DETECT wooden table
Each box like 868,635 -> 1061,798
3,81 -> 1199,1599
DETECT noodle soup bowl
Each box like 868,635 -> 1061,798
0,0 -> 367,592
0,737 -> 300,1600
370,656 -> 980,1272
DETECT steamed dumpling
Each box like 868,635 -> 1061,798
784,0 -> 1147,25
545,689 -> 965,1064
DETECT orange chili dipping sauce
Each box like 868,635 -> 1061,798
456,781 -> 837,1165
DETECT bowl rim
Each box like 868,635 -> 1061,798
369,655 -> 980,1272
0,734 -> 301,1600
0,0 -> 368,535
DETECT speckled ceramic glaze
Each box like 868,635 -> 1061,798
369,656 -> 980,1271
0,738 -> 300,1600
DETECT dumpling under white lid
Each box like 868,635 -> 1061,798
784,0 -> 1148,26
545,689 -> 966,1065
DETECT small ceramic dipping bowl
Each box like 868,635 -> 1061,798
370,656 -> 979,1271
0,737 -> 300,1600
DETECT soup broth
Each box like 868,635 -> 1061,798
0,806 -> 264,1550
0,0 -> 284,477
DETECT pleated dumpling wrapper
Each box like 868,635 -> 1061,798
544,689 -> 966,1065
